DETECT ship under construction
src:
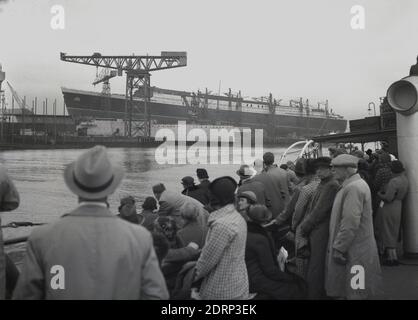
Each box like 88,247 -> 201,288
60,52 -> 347,141
62,86 -> 347,139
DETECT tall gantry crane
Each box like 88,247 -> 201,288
60,51 -> 187,137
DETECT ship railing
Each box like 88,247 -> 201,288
279,139 -> 319,165
150,95 -> 342,119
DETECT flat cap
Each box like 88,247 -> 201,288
331,154 -> 359,168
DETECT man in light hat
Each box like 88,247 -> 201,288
325,154 -> 382,300
14,146 -> 168,300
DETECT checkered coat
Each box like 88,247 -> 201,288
195,204 -> 249,300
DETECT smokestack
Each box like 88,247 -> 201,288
387,75 -> 418,257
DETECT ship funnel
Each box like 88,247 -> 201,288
387,75 -> 418,257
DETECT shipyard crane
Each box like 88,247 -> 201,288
93,68 -> 117,95
60,51 -> 187,137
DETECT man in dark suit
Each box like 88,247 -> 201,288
236,164 -> 270,209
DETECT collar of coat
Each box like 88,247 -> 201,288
63,204 -> 115,218
207,204 -> 236,225
342,173 -> 361,188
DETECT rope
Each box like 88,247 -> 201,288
1,221 -> 45,229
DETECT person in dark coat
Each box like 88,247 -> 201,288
181,176 -> 209,205
236,164 -> 271,209
250,153 -> 288,218
357,159 -> 372,189
245,205 -> 305,299
298,157 -> 340,299
141,196 -> 158,231
372,153 -> 393,218
117,195 -> 144,225
196,168 -> 211,192
262,152 -> 290,211
375,160 -> 409,265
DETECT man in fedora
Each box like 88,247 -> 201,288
14,146 -> 168,300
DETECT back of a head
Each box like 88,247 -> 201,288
280,164 -> 288,170
181,176 -> 195,187
181,202 -> 199,222
294,158 -> 306,177
357,159 -> 369,171
391,160 -> 405,174
263,152 -> 275,166
142,196 -> 157,210
247,204 -> 272,224
305,158 -> 317,175
253,159 -> 264,173
196,168 -> 209,180
378,153 -> 391,164
152,183 -> 166,195
209,176 -> 237,206
313,156 -> 332,170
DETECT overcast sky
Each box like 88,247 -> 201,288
0,0 -> 417,120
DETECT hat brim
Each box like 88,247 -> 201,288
64,162 -> 125,200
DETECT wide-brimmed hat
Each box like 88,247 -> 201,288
64,145 -> 124,200
237,191 -> 258,204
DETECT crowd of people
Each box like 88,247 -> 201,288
0,141 -> 409,299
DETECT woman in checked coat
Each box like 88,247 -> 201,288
193,177 -> 249,300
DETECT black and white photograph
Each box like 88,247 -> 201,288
1,0 -> 418,308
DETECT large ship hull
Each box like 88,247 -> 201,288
62,88 -> 347,138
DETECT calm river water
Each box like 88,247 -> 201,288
1,146 -> 295,240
